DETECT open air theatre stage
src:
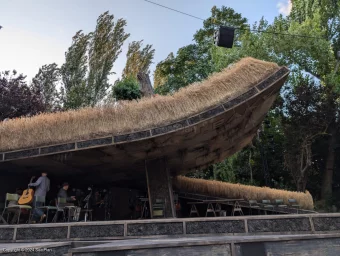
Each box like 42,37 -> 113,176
1,58 -> 339,255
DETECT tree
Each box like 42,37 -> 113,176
31,63 -> 62,112
211,4 -> 339,197
87,11 -> 129,106
290,0 -> 340,55
282,73 -> 335,191
154,44 -> 213,94
0,70 -> 44,120
61,11 -> 130,109
60,31 -> 91,109
112,76 -> 141,101
123,40 -> 155,78
154,6 -> 248,94
288,0 -> 340,200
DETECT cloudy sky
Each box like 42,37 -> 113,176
0,0 -> 292,83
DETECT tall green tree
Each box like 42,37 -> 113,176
154,6 -> 248,94
154,44 -> 213,94
282,73 -> 335,191
87,11 -> 130,106
60,31 -> 91,109
61,11 -> 129,109
123,40 -> 155,78
31,63 -> 61,112
289,0 -> 340,200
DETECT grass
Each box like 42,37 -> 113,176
173,176 -> 314,210
0,57 -> 280,152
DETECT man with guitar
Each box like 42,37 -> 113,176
28,172 -> 50,222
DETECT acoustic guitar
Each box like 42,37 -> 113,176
18,176 -> 35,205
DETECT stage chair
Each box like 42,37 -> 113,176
215,203 -> 222,216
52,197 -> 67,222
189,204 -> 199,217
288,199 -> 300,214
232,201 -> 244,216
248,200 -> 261,215
275,199 -> 287,213
206,203 -> 216,217
30,196 -> 58,223
262,200 -> 274,215
1,193 -> 32,224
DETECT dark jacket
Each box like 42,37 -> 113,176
57,188 -> 72,202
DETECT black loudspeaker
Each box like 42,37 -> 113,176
214,26 -> 235,48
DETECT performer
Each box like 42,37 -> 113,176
57,182 -> 80,221
28,172 -> 50,222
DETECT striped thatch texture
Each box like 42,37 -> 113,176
173,176 -> 314,210
0,57 -> 279,152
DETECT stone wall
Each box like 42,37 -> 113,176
2,214 -> 340,242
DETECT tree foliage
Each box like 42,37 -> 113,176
154,6 -> 248,94
61,11 -> 130,109
31,63 -> 62,112
0,71 -> 44,120
123,40 -> 155,78
282,73 -> 336,191
87,11 -> 130,106
60,31 -> 90,109
112,76 -> 141,101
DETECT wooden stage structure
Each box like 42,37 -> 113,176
0,65 -> 290,218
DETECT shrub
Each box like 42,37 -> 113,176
113,76 -> 141,101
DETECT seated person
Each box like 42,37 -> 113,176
57,182 -> 81,221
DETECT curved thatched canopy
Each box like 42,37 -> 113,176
173,176 -> 314,210
0,57 -> 289,187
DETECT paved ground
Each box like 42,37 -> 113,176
0,242 -> 70,254
69,233 -> 340,254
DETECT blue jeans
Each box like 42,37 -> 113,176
33,200 -> 44,221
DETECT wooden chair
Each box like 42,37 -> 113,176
205,203 -> 216,217
215,203 -> 222,216
30,196 -> 58,223
275,199 -> 287,212
189,204 -> 199,217
1,193 -> 32,224
288,199 -> 300,213
52,197 -> 67,222
232,201 -> 243,216
262,200 -> 274,215
248,200 -> 261,215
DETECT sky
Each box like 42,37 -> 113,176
0,0 -> 292,84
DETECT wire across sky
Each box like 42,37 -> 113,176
143,0 -> 326,40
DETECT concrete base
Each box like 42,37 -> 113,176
2,234 -> 339,256
68,234 -> 340,256
3,213 -> 340,242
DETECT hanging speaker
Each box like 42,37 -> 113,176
214,26 -> 235,48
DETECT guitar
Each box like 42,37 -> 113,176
18,176 -> 35,205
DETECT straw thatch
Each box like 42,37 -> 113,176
173,176 -> 314,210
0,57 -> 279,152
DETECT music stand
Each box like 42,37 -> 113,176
83,188 -> 92,222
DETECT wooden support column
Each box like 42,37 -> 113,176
145,158 -> 175,218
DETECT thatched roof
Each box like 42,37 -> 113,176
173,176 -> 314,210
0,58 -> 279,153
